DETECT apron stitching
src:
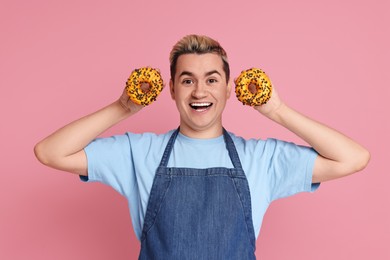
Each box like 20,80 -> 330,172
158,168 -> 247,177
141,175 -> 172,242
231,177 -> 256,251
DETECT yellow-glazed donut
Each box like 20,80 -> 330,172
126,67 -> 164,106
235,68 -> 272,106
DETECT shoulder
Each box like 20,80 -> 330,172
227,131 -> 267,154
227,131 -> 316,161
126,130 -> 175,147
123,130 -> 176,163
85,130 -> 175,156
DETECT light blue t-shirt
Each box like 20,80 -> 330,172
83,130 -> 319,240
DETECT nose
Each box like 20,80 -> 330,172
192,82 -> 207,99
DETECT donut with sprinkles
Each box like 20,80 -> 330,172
126,67 -> 164,106
235,68 -> 272,106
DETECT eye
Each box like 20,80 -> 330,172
207,78 -> 218,84
182,79 -> 193,85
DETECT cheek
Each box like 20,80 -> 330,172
172,89 -> 189,107
217,88 -> 230,101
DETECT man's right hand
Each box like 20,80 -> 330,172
118,86 -> 145,114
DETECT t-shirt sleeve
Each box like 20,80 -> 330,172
80,134 -> 134,197
264,138 -> 319,201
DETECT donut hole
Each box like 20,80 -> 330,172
248,83 -> 257,94
140,82 -> 151,93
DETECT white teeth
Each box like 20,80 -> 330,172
190,102 -> 211,107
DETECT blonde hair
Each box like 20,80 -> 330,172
169,34 -> 230,83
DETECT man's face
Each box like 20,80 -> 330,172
170,53 -> 231,138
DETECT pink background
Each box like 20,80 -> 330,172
1,0 -> 389,259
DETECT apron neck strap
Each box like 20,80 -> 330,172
222,128 -> 243,170
159,127 -> 243,170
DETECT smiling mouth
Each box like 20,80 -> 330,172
190,102 -> 213,111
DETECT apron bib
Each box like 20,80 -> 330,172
139,129 -> 256,260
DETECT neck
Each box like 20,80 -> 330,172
179,124 -> 223,139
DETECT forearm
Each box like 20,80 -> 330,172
264,102 -> 370,181
35,100 -> 134,169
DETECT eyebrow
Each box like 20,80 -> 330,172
178,70 -> 222,78
205,70 -> 222,77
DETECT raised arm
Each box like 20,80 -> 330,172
255,87 -> 370,183
34,88 -> 143,176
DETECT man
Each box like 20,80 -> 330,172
35,34 -> 370,259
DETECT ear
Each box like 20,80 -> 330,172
169,79 -> 175,100
226,80 -> 232,99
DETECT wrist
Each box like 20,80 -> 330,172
258,101 -> 287,122
113,100 -> 135,120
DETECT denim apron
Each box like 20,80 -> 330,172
139,129 -> 256,260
